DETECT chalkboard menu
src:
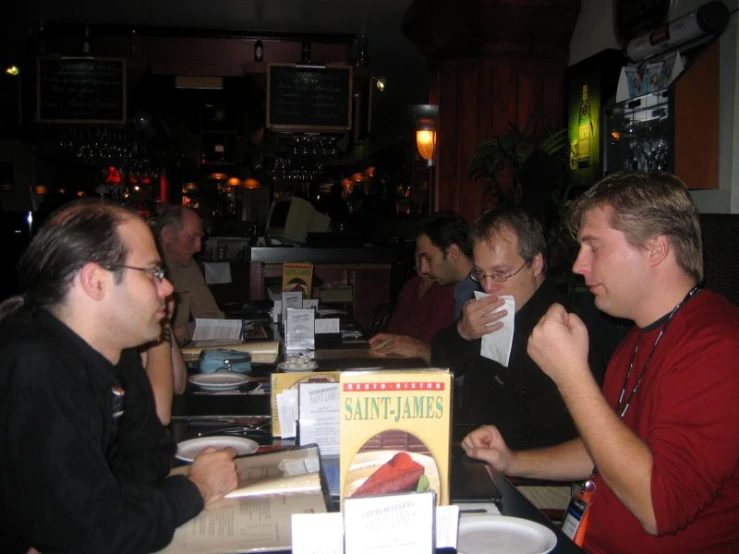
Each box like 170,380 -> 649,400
37,57 -> 126,124
267,64 -> 352,131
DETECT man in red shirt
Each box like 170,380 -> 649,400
462,172 -> 739,553
369,211 -> 474,362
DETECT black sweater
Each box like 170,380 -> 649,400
0,309 -> 203,553
432,279 -> 606,451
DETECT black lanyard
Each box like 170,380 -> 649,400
583,286 -> 701,493
614,286 -> 701,419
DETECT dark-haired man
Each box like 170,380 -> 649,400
0,201 -> 238,553
156,205 -> 223,344
369,211 -> 476,362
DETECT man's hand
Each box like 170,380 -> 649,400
173,324 -> 190,346
188,446 -> 239,507
369,333 -> 430,363
461,425 -> 514,473
457,295 -> 507,341
527,304 -> 591,386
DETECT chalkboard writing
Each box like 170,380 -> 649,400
37,57 -> 126,123
267,64 -> 352,131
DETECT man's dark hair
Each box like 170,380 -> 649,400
4,200 -> 131,316
154,204 -> 188,240
471,205 -> 547,267
417,211 -> 472,259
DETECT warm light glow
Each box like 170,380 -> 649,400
208,173 -> 228,181
134,185 -> 141,192
351,172 -> 364,182
76,191 -> 85,197
244,178 -> 261,189
375,77 -> 386,92
5,65 -> 19,77
416,130 -> 435,161
227,177 -> 242,187
35,185 -> 48,194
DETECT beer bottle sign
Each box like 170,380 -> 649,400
577,84 -> 592,169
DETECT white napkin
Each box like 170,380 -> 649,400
474,291 -> 515,367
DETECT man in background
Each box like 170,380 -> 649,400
156,205 -> 224,344
0,200 -> 238,553
463,172 -> 739,553
369,211 -> 475,362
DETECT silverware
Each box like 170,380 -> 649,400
196,426 -> 269,437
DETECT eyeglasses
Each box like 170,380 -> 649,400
470,260 -> 529,284
111,265 -> 167,283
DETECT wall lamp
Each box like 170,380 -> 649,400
372,76 -> 386,92
411,104 -> 438,164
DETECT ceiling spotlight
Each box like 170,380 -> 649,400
5,65 -> 20,77
373,76 -> 386,92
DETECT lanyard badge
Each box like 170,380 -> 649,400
561,477 -> 595,547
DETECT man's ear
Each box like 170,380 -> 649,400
78,262 -> 108,301
645,235 -> 669,266
531,253 -> 545,277
159,226 -> 172,246
446,243 -> 460,261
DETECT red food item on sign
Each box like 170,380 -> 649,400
352,452 -> 424,497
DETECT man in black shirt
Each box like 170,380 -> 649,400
0,200 -> 238,553
432,206 -> 606,450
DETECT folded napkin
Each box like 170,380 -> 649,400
474,291 -> 515,367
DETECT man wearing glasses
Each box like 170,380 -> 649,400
0,201 -> 238,553
432,205 -> 607,450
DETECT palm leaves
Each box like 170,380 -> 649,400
466,120 -> 569,205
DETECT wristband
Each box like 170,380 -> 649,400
160,324 -> 172,345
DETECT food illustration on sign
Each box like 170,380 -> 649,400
351,451 -> 428,497
343,431 -> 440,499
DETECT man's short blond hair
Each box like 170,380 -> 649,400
569,171 -> 703,282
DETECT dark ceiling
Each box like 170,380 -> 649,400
8,0 -> 430,141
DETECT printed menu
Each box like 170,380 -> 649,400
339,369 -> 453,507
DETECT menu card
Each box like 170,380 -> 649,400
343,492 -> 436,554
286,307 -> 315,351
298,382 -> 340,456
339,369 -> 453,507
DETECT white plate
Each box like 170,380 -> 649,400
176,436 -> 259,462
457,515 -> 557,554
189,373 -> 250,391
277,361 -> 318,372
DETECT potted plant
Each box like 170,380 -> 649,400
467,119 -> 575,275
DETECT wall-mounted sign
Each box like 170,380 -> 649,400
37,57 -> 126,124
267,64 -> 352,132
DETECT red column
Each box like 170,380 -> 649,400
403,0 -> 581,222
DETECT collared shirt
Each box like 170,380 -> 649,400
0,308 -> 203,553
454,273 -> 479,319
163,252 -> 224,335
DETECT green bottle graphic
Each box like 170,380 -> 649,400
577,84 -> 592,169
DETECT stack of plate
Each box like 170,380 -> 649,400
176,436 -> 259,462
457,515 -> 557,554
188,373 -> 250,391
